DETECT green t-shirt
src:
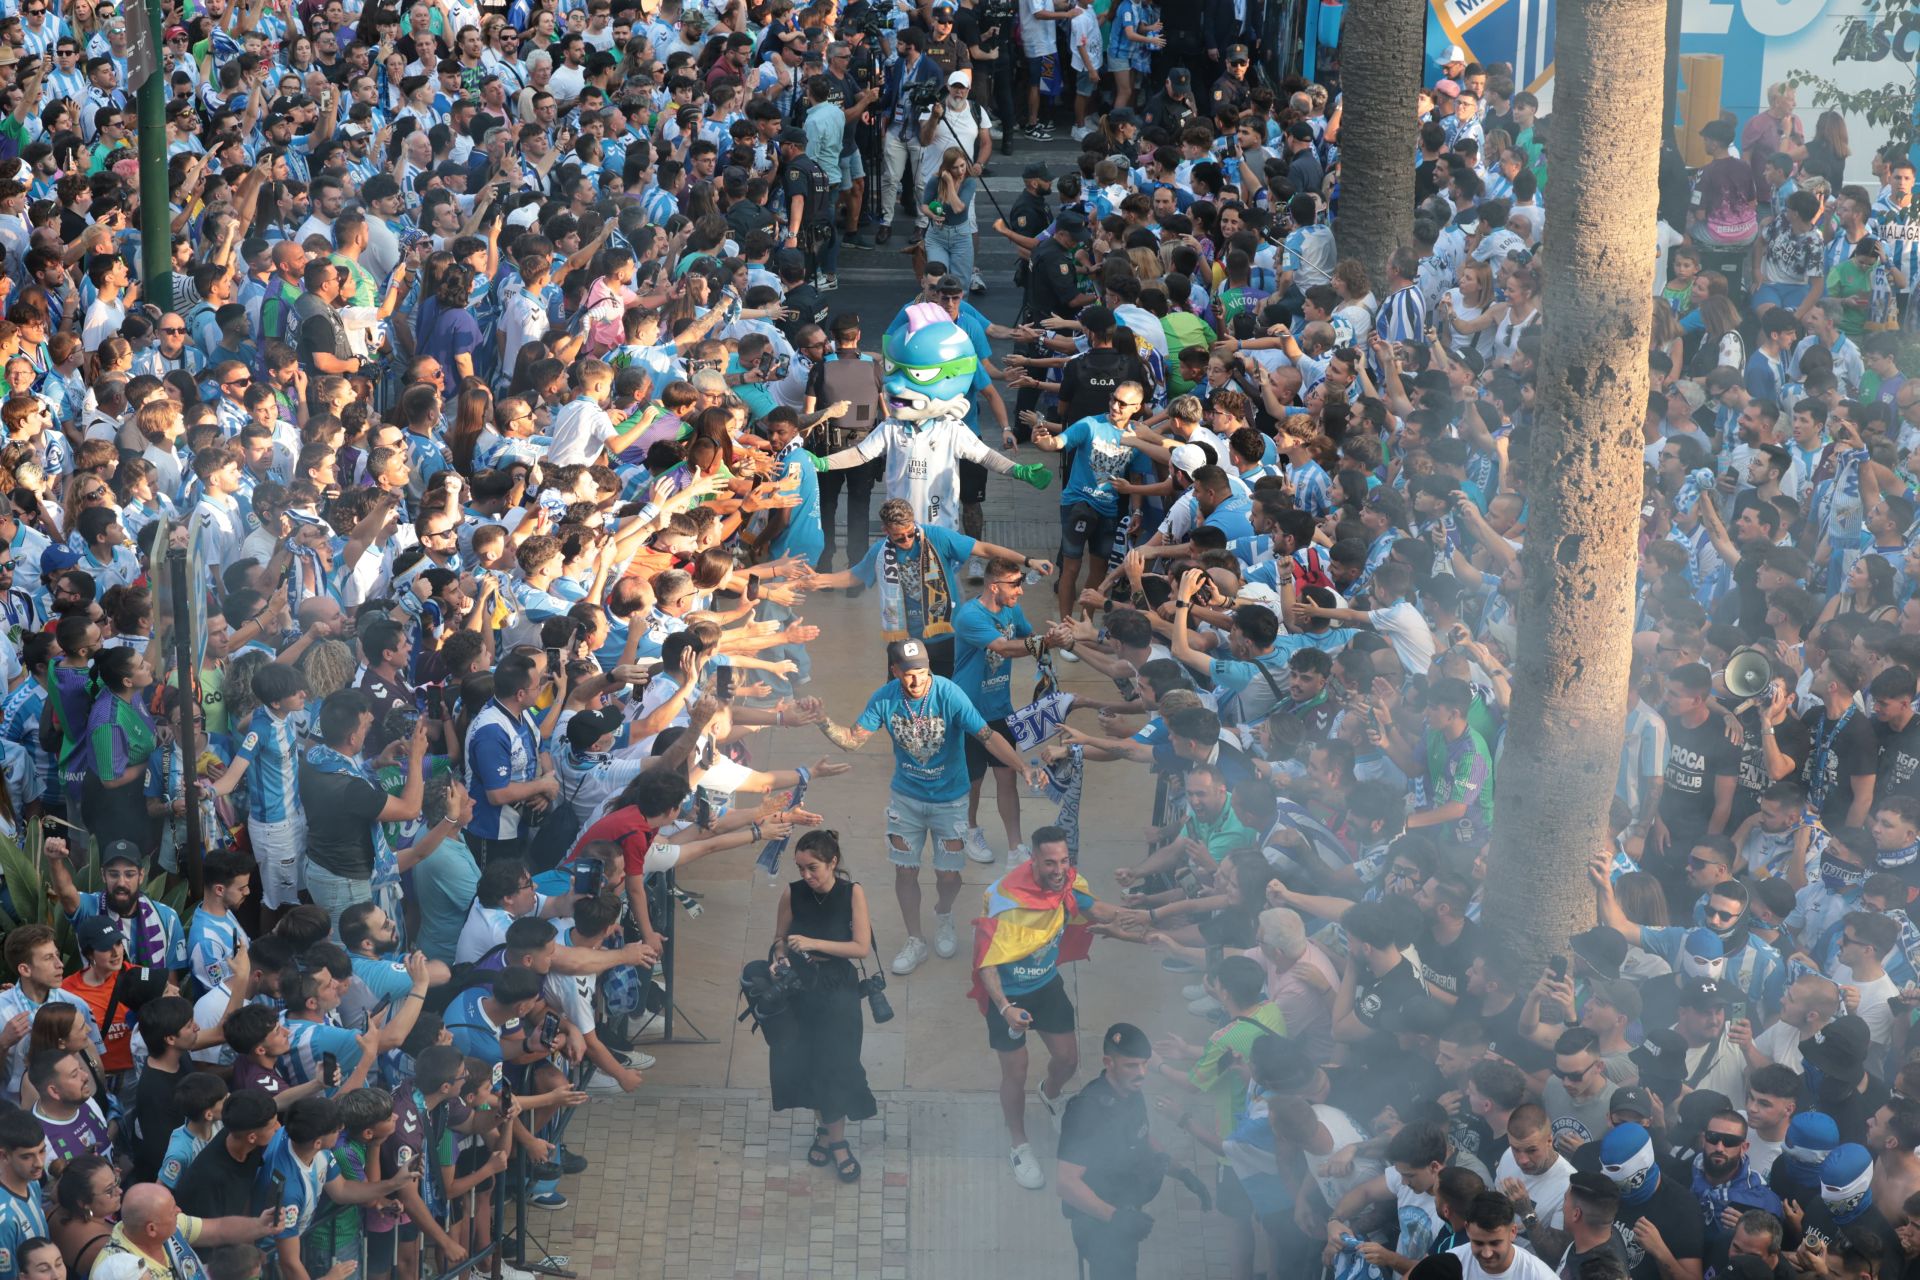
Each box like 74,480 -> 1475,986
1825,258 -> 1874,338
1187,1001 -> 1287,1135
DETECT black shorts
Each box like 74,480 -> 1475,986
986,972 -> 1075,1052
959,457 -> 989,504
1060,504 -> 1120,561
965,716 -> 1014,780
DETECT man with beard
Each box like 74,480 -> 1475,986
1685,1109 -> 1781,1261
1591,854 -> 1786,1026
44,838 -> 189,985
338,902 -> 455,1026
972,832 -> 1145,1191
818,638 -> 1049,976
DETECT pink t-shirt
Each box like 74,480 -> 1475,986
1261,941 -> 1339,1062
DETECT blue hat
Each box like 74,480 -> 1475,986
1598,1123 -> 1659,1205
1682,928 -> 1725,960
1782,1111 -> 1840,1184
1818,1143 -> 1875,1222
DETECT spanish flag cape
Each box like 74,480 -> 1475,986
966,860 -> 1095,1014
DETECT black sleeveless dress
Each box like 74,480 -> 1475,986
768,877 -> 878,1124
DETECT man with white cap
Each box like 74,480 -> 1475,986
1595,1122 -> 1707,1280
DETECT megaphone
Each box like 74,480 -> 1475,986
1721,645 -> 1775,701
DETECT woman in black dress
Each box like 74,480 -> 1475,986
771,830 -> 877,1182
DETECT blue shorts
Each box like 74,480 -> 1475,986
1752,281 -> 1810,311
886,789 -> 970,871
1076,70 -> 1098,95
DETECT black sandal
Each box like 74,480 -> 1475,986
827,1140 -> 861,1183
807,1126 -> 832,1167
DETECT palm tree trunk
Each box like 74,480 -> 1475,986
1482,0 -> 1665,977
1331,0 -> 1424,294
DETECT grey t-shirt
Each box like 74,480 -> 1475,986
1543,1075 -> 1619,1149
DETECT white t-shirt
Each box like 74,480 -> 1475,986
1493,1150 -> 1572,1229
1450,1242 -> 1559,1280
917,97 -> 992,186
1368,599 -> 1436,675
500,290 -> 551,381
1382,1165 -> 1440,1258
1751,1019 -> 1806,1070
548,63 -> 586,103
1021,0 -> 1061,56
1838,969 -> 1900,1048
545,396 -> 617,465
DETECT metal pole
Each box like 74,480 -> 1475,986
134,0 -> 171,311
167,547 -> 202,896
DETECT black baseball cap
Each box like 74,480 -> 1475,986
1103,1022 -> 1152,1058
566,707 -> 623,752
101,839 -> 143,869
887,639 -> 931,672
778,126 -> 808,146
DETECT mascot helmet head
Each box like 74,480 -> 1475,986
883,310 -> 977,420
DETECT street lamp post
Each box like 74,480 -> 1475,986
129,0 -> 171,311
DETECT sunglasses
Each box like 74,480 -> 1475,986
1553,1062 -> 1594,1082
1700,1131 -> 1744,1148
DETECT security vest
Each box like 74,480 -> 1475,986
816,350 -> 886,451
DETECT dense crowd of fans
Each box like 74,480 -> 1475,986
0,0 -> 1900,1272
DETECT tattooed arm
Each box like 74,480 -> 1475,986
819,719 -> 875,751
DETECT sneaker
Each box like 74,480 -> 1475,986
891,935 -> 930,975
557,1149 -> 589,1175
1009,1143 -> 1046,1189
963,824 -> 995,863
819,274 -> 839,292
1020,122 -> 1048,140
500,1265 -> 539,1280
1037,1083 -> 1068,1128
1188,994 -> 1224,1018
587,1072 -> 633,1092
615,1049 -> 657,1071
1160,955 -> 1199,973
970,269 -> 987,294
530,1160 -> 563,1180
1182,984 -> 1207,1001
1007,843 -> 1032,867
965,555 -> 986,583
1056,649 -> 1080,663
530,1192 -> 570,1210
934,912 -> 958,958
1070,122 -> 1093,141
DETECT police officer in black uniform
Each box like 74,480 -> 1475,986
922,1 -> 972,78
777,125 -> 836,287
1141,67 -> 1198,136
998,162 -> 1052,289
1209,42 -> 1252,117
1057,1023 -> 1209,1279
1023,208 -> 1093,324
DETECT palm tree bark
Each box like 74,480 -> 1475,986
1482,0 -> 1665,977
1331,0 -> 1424,294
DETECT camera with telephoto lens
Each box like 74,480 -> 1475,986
906,78 -> 943,113
858,970 -> 894,1023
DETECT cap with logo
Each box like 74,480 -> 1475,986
1103,1022 -> 1152,1057
1168,67 -> 1191,90
887,639 -> 931,672
1800,1014 -> 1871,1074
1818,1143 -> 1875,1220
1677,976 -> 1730,1009
1627,1027 -> 1687,1086
566,707 -> 623,752
1607,1085 -> 1653,1121
1225,43 -> 1249,61
75,915 -> 124,955
101,839 -> 143,869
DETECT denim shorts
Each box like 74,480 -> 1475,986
1060,504 -> 1119,560
885,790 -> 971,871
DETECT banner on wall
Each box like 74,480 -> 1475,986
1417,0 -> 1917,180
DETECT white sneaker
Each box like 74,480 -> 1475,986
1057,648 -> 1080,663
1007,843 -> 1032,867
963,825 -> 995,863
1188,994 -> 1225,1018
933,912 -> 958,958
1182,984 -> 1207,1001
970,269 -> 987,294
1070,123 -> 1093,141
500,1264 -> 539,1280
891,935 -> 930,975
1037,1083 -> 1068,1129
587,1072 -> 633,1092
965,555 -> 986,581
1009,1143 -> 1046,1189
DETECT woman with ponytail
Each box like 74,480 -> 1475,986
80,645 -> 157,850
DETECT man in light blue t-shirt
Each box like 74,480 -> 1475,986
817,638 -> 1048,976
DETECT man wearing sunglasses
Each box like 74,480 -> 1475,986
1687,1110 -> 1782,1257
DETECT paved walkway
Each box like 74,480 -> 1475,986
526,132 -> 1247,1276
540,1090 -> 1236,1279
